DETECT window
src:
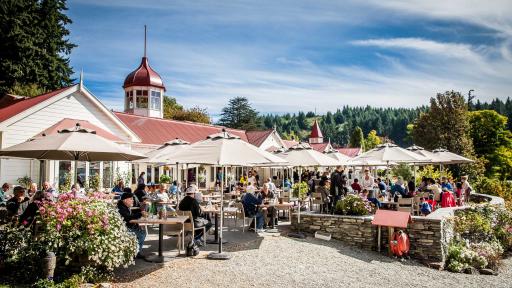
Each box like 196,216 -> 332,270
147,166 -> 152,184
136,90 -> 148,108
103,162 -> 112,188
150,90 -> 161,110
58,161 -> 72,188
125,91 -> 133,109
154,167 -> 160,184
76,162 -> 86,188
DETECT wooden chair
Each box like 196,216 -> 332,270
162,222 -> 184,254
234,202 -> 256,232
176,210 -> 206,246
311,192 -> 323,213
397,198 -> 414,214
413,195 -> 422,215
280,191 -> 291,218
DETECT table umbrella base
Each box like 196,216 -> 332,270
144,255 -> 165,263
207,252 -> 232,260
288,231 -> 306,239
265,228 -> 280,234
206,239 -> 228,244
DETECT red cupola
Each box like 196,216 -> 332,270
309,119 -> 324,144
123,57 -> 166,91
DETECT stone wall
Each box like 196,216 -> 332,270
292,213 -> 448,263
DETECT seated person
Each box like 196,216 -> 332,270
19,190 -> 52,226
441,187 -> 456,208
441,177 -> 453,191
261,186 -> 277,228
112,179 -> 125,195
419,197 -> 432,216
351,179 -> 362,193
241,189 -> 264,232
134,184 -> 148,204
246,182 -> 256,194
156,186 -> 175,212
6,186 -> 30,218
178,187 -> 212,246
377,178 -> 386,194
169,181 -> 179,196
426,194 -> 437,211
117,192 -> 146,259
361,189 -> 380,208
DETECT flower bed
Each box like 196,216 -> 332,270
446,204 -> 512,273
0,192 -> 137,285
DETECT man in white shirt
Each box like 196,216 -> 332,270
361,169 -> 375,191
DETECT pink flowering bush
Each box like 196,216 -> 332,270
335,194 -> 373,216
37,194 -> 137,271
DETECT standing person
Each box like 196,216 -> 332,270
407,177 -> 416,195
455,182 -> 464,206
427,178 -> 442,204
254,171 -> 260,187
247,171 -> 256,187
361,169 -> 374,191
0,183 -> 9,205
6,186 -> 30,218
137,172 -> 146,185
461,176 -> 472,204
330,166 -> 347,203
117,192 -> 146,259
441,177 -> 453,191
317,178 -> 331,213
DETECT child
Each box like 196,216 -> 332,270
426,194 -> 437,211
419,197 -> 432,216
455,182 -> 464,206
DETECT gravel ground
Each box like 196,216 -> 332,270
114,232 -> 512,288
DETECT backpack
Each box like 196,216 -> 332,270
186,239 -> 200,257
420,202 -> 432,215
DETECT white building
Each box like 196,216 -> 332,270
0,50 -> 288,191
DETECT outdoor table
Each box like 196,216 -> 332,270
201,206 -> 236,244
261,202 -> 293,228
380,200 -> 399,210
130,215 -> 189,263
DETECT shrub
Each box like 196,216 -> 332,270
415,165 -> 453,185
474,177 -> 512,210
292,182 -> 308,199
391,163 -> 413,182
335,195 -> 373,216
446,240 -> 488,272
159,174 -> 171,184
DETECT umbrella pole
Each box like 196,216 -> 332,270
208,164 -> 231,260
74,159 -> 78,191
289,166 -> 305,238
176,162 -> 179,202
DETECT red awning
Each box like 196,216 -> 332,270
371,210 -> 412,228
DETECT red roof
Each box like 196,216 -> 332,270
338,147 -> 362,157
371,210 -> 412,228
310,119 -> 323,139
282,139 -> 299,149
34,118 -> 123,142
123,57 -> 165,91
114,112 -> 248,145
0,85 -> 75,123
310,143 -> 330,153
246,129 -> 273,147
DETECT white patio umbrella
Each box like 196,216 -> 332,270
275,143 -> 340,167
0,123 -> 146,184
351,143 -> 431,165
136,138 -> 190,164
432,148 -> 474,164
324,147 -> 352,165
167,129 -> 287,259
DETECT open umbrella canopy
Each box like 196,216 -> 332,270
406,144 -> 442,163
275,143 -> 340,167
165,130 -> 288,166
324,147 -> 352,165
350,143 -> 431,165
135,138 -> 190,164
432,148 -> 474,164
0,123 -> 146,161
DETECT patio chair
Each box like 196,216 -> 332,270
311,192 -> 323,213
176,210 -> 207,246
234,202 -> 257,232
413,196 -> 422,215
397,198 -> 414,214
162,222 -> 184,254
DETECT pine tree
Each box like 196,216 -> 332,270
0,0 -> 76,96
349,126 -> 365,149
218,96 -> 262,130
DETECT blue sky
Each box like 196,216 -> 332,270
67,0 -> 512,118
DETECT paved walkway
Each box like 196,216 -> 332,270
114,221 -> 512,288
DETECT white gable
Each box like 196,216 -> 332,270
259,131 -> 286,151
1,89 -> 135,149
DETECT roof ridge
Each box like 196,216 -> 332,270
113,111 -> 247,132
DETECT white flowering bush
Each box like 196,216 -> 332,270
37,193 -> 137,271
335,195 -> 373,216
